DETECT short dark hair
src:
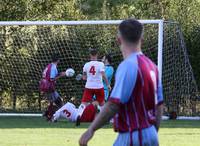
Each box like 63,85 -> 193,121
51,53 -> 60,62
89,48 -> 98,56
105,54 -> 112,64
119,19 -> 143,43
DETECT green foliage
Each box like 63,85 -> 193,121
0,0 -> 27,21
187,26 -> 200,89
0,0 -> 86,20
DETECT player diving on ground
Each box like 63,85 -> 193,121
52,101 -> 99,126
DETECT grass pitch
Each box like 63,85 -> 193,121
0,117 -> 200,146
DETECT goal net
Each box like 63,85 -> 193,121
0,20 -> 199,116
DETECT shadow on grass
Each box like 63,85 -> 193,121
0,117 -> 200,129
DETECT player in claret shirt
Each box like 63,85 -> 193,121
40,54 -> 66,121
79,19 -> 164,146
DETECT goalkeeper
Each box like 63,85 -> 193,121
102,54 -> 114,101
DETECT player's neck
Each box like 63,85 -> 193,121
122,46 -> 141,59
52,62 -> 58,66
90,57 -> 97,61
104,60 -> 109,65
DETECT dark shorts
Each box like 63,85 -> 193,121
45,91 -> 60,102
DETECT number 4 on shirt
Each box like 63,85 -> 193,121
89,66 -> 96,75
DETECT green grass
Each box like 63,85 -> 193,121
0,117 -> 200,146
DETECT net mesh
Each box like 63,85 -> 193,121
0,21 -> 199,115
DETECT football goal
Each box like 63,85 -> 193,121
0,20 -> 199,116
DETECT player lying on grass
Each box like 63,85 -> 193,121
81,48 -> 111,109
52,101 -> 99,125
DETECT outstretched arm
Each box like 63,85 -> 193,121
79,101 -> 119,146
82,72 -> 87,80
50,72 -> 65,81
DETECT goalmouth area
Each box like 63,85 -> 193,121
0,20 -> 199,118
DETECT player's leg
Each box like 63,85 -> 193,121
44,91 -> 63,121
52,91 -> 63,108
95,88 -> 105,110
77,104 -> 86,116
45,101 -> 54,121
130,126 -> 158,146
141,126 -> 158,146
113,133 -> 130,146
104,88 -> 109,101
54,97 -> 63,107
81,88 -> 94,105
42,92 -> 54,121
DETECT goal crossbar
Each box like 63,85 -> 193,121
0,20 -> 163,26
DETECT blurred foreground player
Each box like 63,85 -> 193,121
39,54 -> 66,121
79,19 -> 163,146
52,101 -> 99,125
